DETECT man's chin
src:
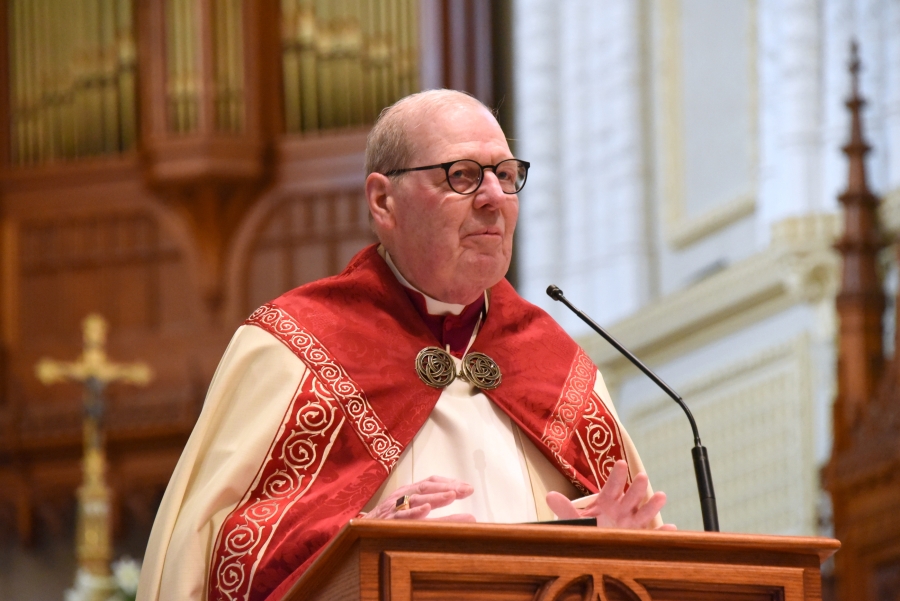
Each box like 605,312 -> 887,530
460,256 -> 509,287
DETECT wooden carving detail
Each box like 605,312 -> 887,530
827,42 -> 900,601
379,550 -> 807,601
244,189 -> 376,313
19,213 -> 181,338
601,576 -> 642,601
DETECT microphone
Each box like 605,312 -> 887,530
547,285 -> 719,532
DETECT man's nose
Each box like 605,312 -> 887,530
472,171 -> 507,208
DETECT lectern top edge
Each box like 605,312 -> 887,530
344,519 -> 839,558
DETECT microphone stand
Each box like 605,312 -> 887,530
547,285 -> 719,532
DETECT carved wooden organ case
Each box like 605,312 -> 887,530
0,0 -> 510,547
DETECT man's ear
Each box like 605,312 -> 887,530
365,172 -> 396,231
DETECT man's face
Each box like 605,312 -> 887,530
368,101 -> 518,305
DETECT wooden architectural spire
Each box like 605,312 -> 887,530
831,41 -> 885,453
827,42 -> 900,600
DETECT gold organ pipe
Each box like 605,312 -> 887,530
8,0 -> 136,164
118,0 -> 137,150
72,0 -> 85,156
228,0 -> 244,132
347,0 -> 363,125
378,0 -> 389,113
101,0 -> 118,153
361,0 -> 376,123
385,0 -> 395,105
237,0 -> 245,131
34,0 -> 45,162
282,0 -> 301,131
334,0 -> 345,127
165,0 -> 175,130
278,0 -> 417,134
9,0 -> 19,163
49,0 -> 58,157
299,0 -> 318,130
20,0 -> 32,163
59,0 -> 74,158
213,0 -> 224,129
87,0 -> 102,155
317,0 -> 333,129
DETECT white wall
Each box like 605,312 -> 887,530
512,0 -> 900,535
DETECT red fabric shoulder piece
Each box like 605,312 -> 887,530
541,348 -> 629,491
246,303 -> 403,472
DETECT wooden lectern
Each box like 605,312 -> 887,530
283,521 -> 839,600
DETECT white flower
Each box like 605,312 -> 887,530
111,557 -> 142,595
64,587 -> 86,601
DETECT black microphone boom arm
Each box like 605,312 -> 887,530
546,284 -> 720,532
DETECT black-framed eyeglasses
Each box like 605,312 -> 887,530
382,158 -> 530,195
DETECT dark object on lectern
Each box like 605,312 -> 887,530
530,517 -> 598,527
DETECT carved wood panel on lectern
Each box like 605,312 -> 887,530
382,551 -> 807,601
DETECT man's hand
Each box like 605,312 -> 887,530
363,475 -> 476,522
546,460 -> 676,530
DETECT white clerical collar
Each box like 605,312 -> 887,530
379,246 -> 467,316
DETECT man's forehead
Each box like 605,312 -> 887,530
403,101 -> 508,155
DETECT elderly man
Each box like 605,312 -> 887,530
138,89 -> 670,601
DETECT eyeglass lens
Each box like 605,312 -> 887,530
447,159 -> 527,194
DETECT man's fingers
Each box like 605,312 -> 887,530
389,504 -> 431,520
428,513 -> 477,523
546,491 -> 581,520
628,491 -> 667,528
367,476 -> 475,521
413,479 -> 474,498
618,472 -> 650,513
656,523 -> 678,531
594,460 -> 630,505
410,491 -> 459,510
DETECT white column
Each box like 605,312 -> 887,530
877,0 -> 900,194
513,0 -> 562,311
868,0 -> 900,194
757,0 -> 824,245
514,0 -> 650,334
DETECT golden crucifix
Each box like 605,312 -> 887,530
35,314 -> 152,584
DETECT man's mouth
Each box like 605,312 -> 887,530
466,227 -> 502,238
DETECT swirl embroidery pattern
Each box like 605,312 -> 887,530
209,371 -> 344,601
577,391 -> 627,488
247,303 -> 402,471
541,348 -> 626,490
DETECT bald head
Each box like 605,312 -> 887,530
365,90 -> 496,177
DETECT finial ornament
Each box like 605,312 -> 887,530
849,40 -> 860,92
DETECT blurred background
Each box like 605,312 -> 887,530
0,0 -> 898,599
